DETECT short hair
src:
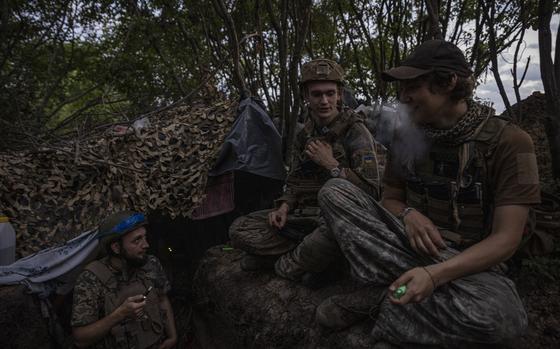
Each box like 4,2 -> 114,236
426,71 -> 475,102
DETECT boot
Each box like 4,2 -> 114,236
315,285 -> 387,331
240,254 -> 277,271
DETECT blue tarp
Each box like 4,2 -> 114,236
0,230 -> 99,298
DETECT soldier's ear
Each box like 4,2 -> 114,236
444,73 -> 458,93
302,86 -> 310,102
337,86 -> 343,104
110,241 -> 121,255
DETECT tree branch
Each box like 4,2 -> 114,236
211,0 -> 247,95
425,0 -> 443,39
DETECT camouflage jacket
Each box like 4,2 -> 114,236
71,254 -> 170,349
276,107 -> 380,209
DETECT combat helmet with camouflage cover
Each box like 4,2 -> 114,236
97,211 -> 148,252
300,59 -> 345,86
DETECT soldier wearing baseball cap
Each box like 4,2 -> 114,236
382,39 -> 476,109
382,39 -> 472,81
313,39 -> 540,347
229,58 -> 380,287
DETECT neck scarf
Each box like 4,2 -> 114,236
422,99 -> 492,145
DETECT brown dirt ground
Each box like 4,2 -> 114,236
188,244 -> 560,349
511,243 -> 560,348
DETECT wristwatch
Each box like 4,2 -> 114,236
329,166 -> 342,178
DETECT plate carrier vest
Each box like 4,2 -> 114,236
404,114 -> 524,248
85,260 -> 165,349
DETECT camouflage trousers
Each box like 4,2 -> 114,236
229,208 -> 342,280
318,178 -> 527,347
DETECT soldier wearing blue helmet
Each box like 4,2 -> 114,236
71,211 -> 178,349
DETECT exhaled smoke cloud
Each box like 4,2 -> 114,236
357,101 -> 430,177
379,103 -> 429,178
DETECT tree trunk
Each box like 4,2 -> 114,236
211,0 -> 248,96
285,0 -> 311,166
425,0 -> 443,40
485,1 -> 514,119
265,0 -> 290,160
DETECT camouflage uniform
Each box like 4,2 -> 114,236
319,178 -> 527,346
317,102 -> 541,345
71,254 -> 170,349
230,107 -> 380,280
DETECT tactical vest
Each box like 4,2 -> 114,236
405,116 -> 510,247
288,109 -> 363,206
85,260 -> 165,349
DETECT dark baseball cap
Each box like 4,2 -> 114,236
382,40 -> 472,81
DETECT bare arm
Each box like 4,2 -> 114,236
73,295 -> 146,348
390,205 -> 528,304
428,204 -> 528,284
381,197 -> 407,216
380,180 -> 407,215
158,294 -> 178,349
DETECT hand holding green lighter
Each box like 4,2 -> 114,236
393,285 -> 407,299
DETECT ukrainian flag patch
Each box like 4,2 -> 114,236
363,154 -> 375,163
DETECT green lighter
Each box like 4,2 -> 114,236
393,285 -> 407,299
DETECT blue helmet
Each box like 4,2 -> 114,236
97,211 -> 148,250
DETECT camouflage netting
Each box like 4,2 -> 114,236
0,99 -> 237,257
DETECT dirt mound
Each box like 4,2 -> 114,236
514,253 -> 560,348
503,91 -> 554,188
192,246 -> 378,348
193,246 -> 560,348
0,285 -> 51,348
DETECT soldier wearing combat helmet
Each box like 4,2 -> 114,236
300,58 -> 345,85
71,211 -> 177,349
229,59 -> 380,285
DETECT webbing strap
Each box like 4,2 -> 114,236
84,260 -> 115,288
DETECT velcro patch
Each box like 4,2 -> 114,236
517,153 -> 539,184
316,64 -> 330,76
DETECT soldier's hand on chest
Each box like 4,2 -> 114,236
305,140 -> 338,170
